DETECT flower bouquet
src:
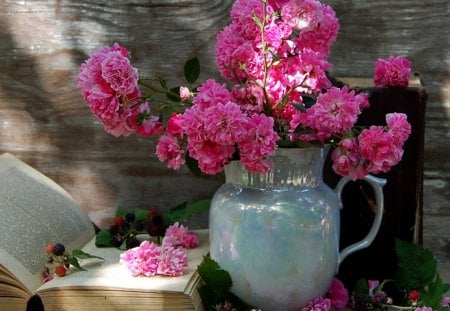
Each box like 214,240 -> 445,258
77,0 -> 412,181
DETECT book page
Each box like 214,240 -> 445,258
0,153 -> 95,294
37,229 -> 209,294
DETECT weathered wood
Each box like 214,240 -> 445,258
0,1 -> 448,264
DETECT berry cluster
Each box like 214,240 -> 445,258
106,210 -> 165,249
42,243 -> 69,280
352,290 -> 389,311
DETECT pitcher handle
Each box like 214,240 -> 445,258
335,174 -> 387,268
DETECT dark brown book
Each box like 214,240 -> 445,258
323,77 -> 428,291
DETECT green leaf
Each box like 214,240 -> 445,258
95,229 -> 113,247
395,239 -> 437,291
197,256 -> 232,292
184,57 -> 200,83
197,285 -> 220,309
164,199 -> 211,225
302,94 -> 317,108
133,208 -> 150,222
354,278 -> 369,295
115,208 -> 126,217
185,151 -> 202,176
421,274 -> 447,310
70,257 -> 86,271
166,86 -> 181,102
72,249 -> 104,261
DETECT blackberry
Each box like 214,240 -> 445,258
151,215 -> 163,225
109,224 -> 119,235
371,291 -> 388,310
352,293 -> 371,311
125,236 -> 140,249
135,220 -> 145,231
111,236 -> 123,248
125,212 -> 135,223
118,222 -> 131,235
52,243 -> 65,256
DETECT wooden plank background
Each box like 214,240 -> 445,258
0,0 -> 448,265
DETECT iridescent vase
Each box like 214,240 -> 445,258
209,147 -> 386,311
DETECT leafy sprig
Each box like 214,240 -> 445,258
95,199 -> 210,249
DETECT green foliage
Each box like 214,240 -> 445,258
69,249 -> 104,271
95,228 -> 113,247
395,239 -> 437,291
95,199 -> 210,248
164,199 -> 211,227
184,57 -> 200,84
197,256 -> 255,311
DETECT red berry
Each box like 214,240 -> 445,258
114,216 -> 125,227
148,210 -> 156,218
55,265 -> 66,277
408,289 -> 420,301
45,244 -> 53,254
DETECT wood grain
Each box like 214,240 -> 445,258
0,0 -> 448,262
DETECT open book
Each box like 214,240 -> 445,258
0,153 -> 208,311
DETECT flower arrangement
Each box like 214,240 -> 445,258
77,0 -> 412,180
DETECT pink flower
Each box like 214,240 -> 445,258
291,86 -> 368,142
281,0 -> 323,31
129,102 -> 164,137
157,244 -> 188,277
203,102 -> 249,146
192,79 -> 232,109
179,86 -> 191,100
358,126 -> 403,174
331,138 -> 369,180
415,307 -> 433,311
164,222 -> 199,249
301,297 -> 331,311
166,113 -> 183,139
77,43 -> 141,137
119,240 -> 161,276
441,297 -> 450,307
386,112 -> 411,144
374,55 -> 412,87
156,135 -> 185,170
325,278 -> 348,310
238,114 -> 279,173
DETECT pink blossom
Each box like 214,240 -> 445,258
164,222 -> 199,249
166,113 -> 183,139
120,240 -> 189,277
179,86 -> 191,100
156,135 -> 185,170
281,0 -> 323,31
301,297 -> 331,311
296,4 -> 339,56
215,24 -> 248,82
157,244 -> 188,277
325,278 -> 348,310
331,139 -> 369,180
368,280 -> 380,292
415,307 -> 433,311
119,240 -> 161,276
238,114 -> 279,173
230,0 -> 273,39
203,102 -> 249,146
441,297 -> 450,307
292,86 -> 368,142
374,55 -> 412,87
77,43 -> 141,137
386,112 -> 411,144
192,79 -> 232,109
129,102 -> 164,137
358,126 -> 403,174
